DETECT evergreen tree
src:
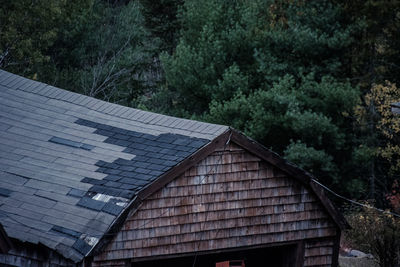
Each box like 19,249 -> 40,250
1,0 -> 157,105
338,0 -> 400,201
337,0 -> 400,87
0,0 -> 68,76
158,0 -> 362,194
138,0 -> 183,52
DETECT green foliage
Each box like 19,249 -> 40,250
355,82 -> 400,201
254,1 -> 357,84
284,141 -> 338,181
0,0 -> 66,76
207,91 -> 252,132
160,0 -> 357,113
158,0 -> 363,193
336,0 -> 400,87
339,0 -> 400,201
207,75 -> 359,188
1,0 -> 157,104
213,64 -> 250,104
138,0 -> 183,52
44,1 -> 157,104
4,0 -> 399,203
345,205 -> 400,267
160,0 -> 260,114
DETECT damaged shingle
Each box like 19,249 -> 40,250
72,238 -> 92,255
67,189 -> 86,198
0,188 -> 12,197
49,137 -> 95,151
77,197 -> 105,211
102,202 -> 124,216
51,225 -> 81,239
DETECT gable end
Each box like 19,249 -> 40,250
92,137 -> 343,266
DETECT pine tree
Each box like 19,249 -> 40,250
158,0 -> 362,195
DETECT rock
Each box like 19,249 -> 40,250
347,249 -> 374,259
349,249 -> 367,258
339,255 -> 378,267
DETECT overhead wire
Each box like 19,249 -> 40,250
311,178 -> 400,218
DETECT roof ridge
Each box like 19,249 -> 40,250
0,70 -> 227,138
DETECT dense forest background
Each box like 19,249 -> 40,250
1,0 -> 400,212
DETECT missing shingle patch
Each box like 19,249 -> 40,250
73,118 -> 209,215
77,192 -> 129,215
77,197 -> 106,211
51,225 -> 81,239
72,234 -> 99,255
92,193 -> 128,207
72,238 -> 92,255
49,137 -> 95,150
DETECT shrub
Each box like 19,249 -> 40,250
345,203 -> 400,267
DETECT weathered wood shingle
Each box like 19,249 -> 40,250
93,143 -> 339,266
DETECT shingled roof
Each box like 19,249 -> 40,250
0,70 -> 228,262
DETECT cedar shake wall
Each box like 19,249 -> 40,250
304,239 -> 336,266
93,142 -> 339,266
0,240 -> 76,267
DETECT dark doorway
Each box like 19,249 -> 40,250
132,244 -> 299,267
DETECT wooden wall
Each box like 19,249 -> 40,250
304,239 -> 337,267
0,240 -> 76,267
93,142 -> 339,266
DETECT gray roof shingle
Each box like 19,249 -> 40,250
0,70 -> 228,262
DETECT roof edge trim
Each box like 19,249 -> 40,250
230,129 -> 349,230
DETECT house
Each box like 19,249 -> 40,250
0,70 -> 347,267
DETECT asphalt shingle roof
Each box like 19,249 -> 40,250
0,70 -> 228,262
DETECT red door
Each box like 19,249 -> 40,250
216,260 -> 245,267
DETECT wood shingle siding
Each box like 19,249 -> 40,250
93,143 -> 338,266
0,240 -> 75,267
304,239 -> 336,266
